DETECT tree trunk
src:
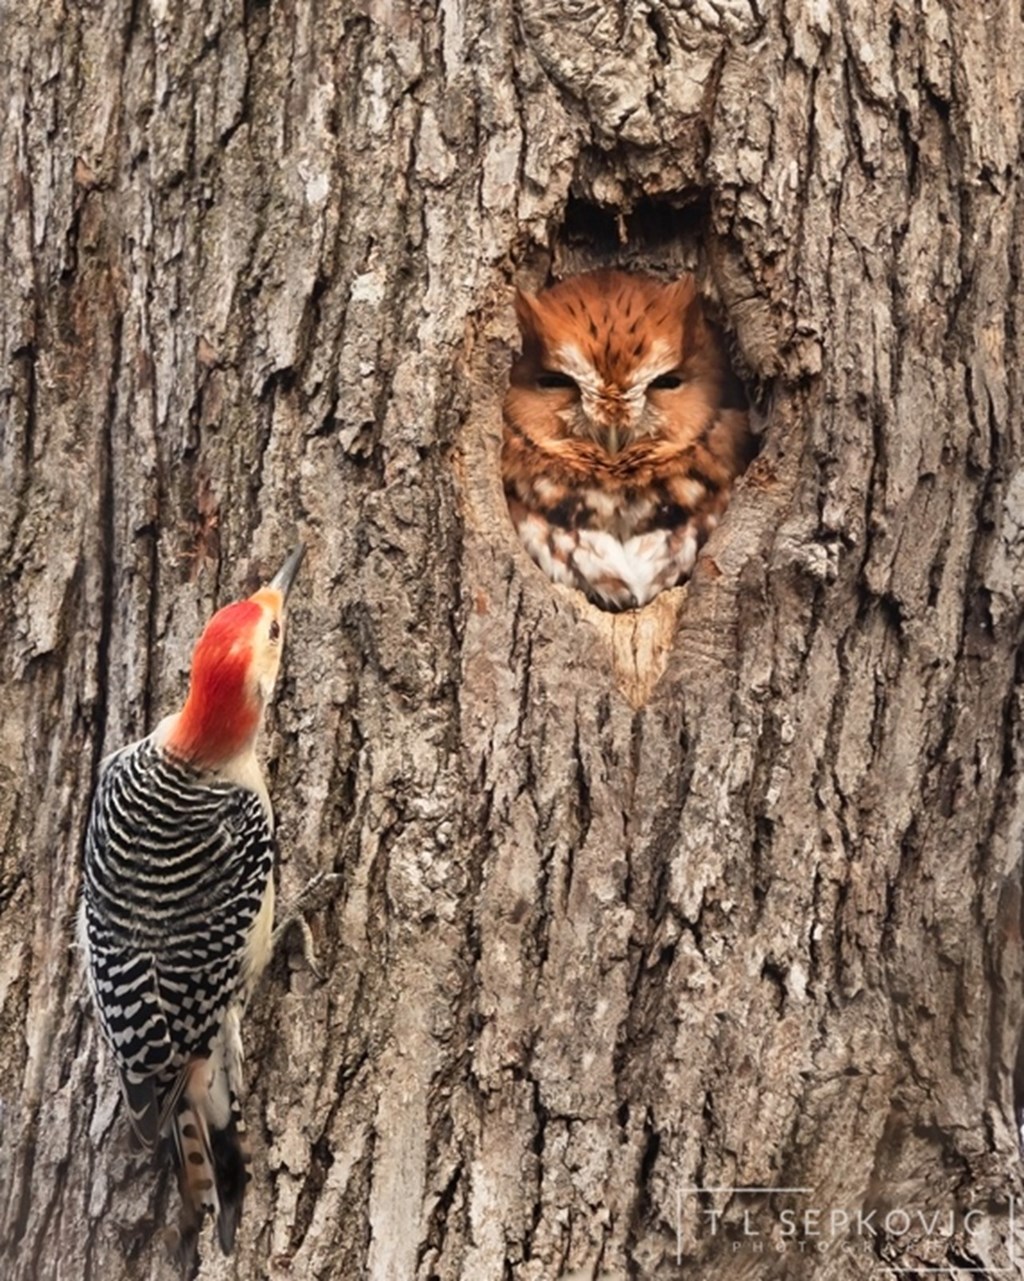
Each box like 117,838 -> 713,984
3,1 -> 1023,1278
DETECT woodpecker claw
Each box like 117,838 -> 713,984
291,916 -> 325,982
272,872 -> 342,981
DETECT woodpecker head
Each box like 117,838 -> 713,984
166,544 -> 306,769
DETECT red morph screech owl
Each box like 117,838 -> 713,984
502,270 -> 753,610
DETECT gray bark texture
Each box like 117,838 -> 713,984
2,0 -> 1024,1278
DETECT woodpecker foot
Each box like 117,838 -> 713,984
272,872 -> 342,981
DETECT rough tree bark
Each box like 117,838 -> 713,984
2,1 -> 1023,1278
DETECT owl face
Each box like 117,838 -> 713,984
501,269 -> 751,611
508,270 -> 724,457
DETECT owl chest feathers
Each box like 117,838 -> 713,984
503,439 -> 730,610
507,469 -> 700,542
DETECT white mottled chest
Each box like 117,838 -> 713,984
514,508 -> 708,609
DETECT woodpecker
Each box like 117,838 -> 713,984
80,543 -> 305,1269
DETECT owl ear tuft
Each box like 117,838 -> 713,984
514,288 -> 545,337
514,288 -> 549,361
667,274 -> 700,316
669,276 -> 707,351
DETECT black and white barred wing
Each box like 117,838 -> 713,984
82,739 -> 274,1145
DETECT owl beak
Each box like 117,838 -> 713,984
582,392 -> 629,455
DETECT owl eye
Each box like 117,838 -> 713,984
649,373 -> 684,390
536,371 -> 578,390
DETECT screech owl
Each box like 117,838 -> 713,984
502,270 -> 753,610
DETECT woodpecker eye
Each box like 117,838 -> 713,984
269,619 -> 281,642
649,373 -> 684,390
537,371 -> 578,390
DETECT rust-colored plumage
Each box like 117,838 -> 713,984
502,270 -> 753,609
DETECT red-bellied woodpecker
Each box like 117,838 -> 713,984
80,543 -> 305,1268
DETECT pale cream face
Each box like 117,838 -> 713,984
247,589 -> 287,704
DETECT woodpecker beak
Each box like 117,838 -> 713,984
268,543 -> 306,603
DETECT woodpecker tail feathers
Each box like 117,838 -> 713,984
166,1096 -> 251,1269
168,1102 -> 217,1275
210,1092 -> 253,1254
